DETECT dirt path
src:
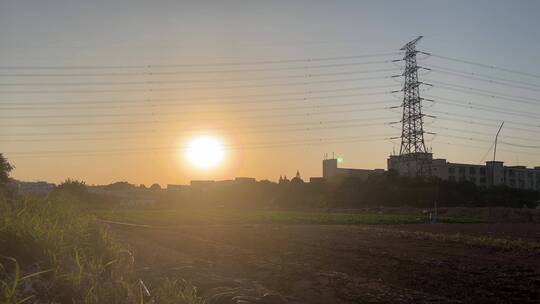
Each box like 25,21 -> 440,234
110,223 -> 540,303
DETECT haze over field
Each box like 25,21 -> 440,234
1,0 -> 540,186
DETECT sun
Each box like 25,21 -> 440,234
185,136 -> 225,169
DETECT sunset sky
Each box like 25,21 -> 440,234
1,0 -> 540,186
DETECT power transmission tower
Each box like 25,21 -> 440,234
397,36 -> 431,176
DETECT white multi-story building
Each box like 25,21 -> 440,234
322,158 -> 385,180
318,153 -> 540,190
387,153 -> 540,190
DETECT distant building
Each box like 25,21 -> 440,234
215,180 -> 235,187
15,181 -> 55,195
290,170 -> 304,184
167,184 -> 188,191
322,158 -> 384,180
190,180 -> 216,188
387,152 -> 433,178
234,177 -> 256,184
388,153 -> 540,190
309,177 -> 325,184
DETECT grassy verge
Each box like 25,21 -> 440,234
96,208 -> 481,226
0,195 -> 205,304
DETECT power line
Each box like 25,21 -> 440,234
431,140 -> 490,151
0,101 -> 396,127
0,99 -> 396,116
0,112 -> 396,137
0,99 -> 397,123
434,133 -> 540,150
0,90 -> 394,107
426,65 -> 540,92
435,119 -> 537,135
0,60 -> 395,78
0,68 -> 398,87
0,121 -> 393,141
425,96 -> 540,120
4,46 -> 539,166
4,134 -> 396,158
431,140 -> 540,158
0,52 -> 401,70
0,117 -> 397,142
0,83 -> 398,95
478,142 -> 496,165
0,75 -> 394,94
427,110 -> 540,130
429,80 -> 540,107
429,79 -> 540,103
433,133 -> 497,145
0,102 -> 394,120
429,126 -> 538,143
424,64 -> 540,87
425,52 -> 540,79
498,141 -> 540,149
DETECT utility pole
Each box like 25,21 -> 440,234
491,122 -> 504,186
396,36 -> 429,177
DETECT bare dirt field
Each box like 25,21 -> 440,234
110,223 -> 540,304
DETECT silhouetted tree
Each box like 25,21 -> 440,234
150,183 -> 162,190
105,181 -> 135,190
0,153 -> 13,185
49,179 -> 88,201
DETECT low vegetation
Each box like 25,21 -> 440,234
96,208 -> 480,227
0,190 -> 205,303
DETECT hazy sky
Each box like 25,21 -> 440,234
1,0 -> 540,185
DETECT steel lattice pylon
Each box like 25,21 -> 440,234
399,36 -> 427,156
396,36 -> 432,177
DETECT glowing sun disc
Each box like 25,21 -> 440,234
186,136 -> 224,169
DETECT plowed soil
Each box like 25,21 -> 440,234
110,223 -> 540,303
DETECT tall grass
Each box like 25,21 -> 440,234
0,194 -> 204,303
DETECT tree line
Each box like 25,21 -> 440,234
1,154 -> 538,209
